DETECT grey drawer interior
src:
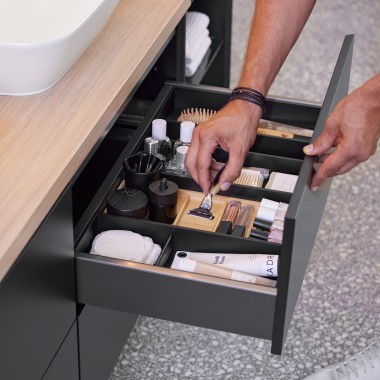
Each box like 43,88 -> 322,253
74,35 -> 354,354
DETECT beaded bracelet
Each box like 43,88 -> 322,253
228,87 -> 267,114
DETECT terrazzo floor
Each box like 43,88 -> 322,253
110,1 -> 380,379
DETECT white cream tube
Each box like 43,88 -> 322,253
173,251 -> 279,277
171,257 -> 277,287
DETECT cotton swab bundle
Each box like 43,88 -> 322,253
234,168 -> 265,188
178,108 -> 217,124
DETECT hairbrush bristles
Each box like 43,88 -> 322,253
177,108 -> 217,124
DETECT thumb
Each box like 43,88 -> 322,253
303,122 -> 338,156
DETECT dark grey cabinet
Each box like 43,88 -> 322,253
75,35 -> 354,355
0,188 -> 76,380
43,322 -> 79,380
0,1 -> 354,377
78,305 -> 138,380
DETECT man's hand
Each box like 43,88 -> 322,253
304,75 -> 380,191
185,100 -> 262,194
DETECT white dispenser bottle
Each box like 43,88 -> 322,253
151,119 -> 172,162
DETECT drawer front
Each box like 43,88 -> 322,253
76,214 -> 277,340
75,35 -> 354,354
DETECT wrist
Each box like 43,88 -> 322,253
364,74 -> 380,106
236,79 -> 271,97
225,99 -> 262,127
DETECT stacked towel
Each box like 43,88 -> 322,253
90,230 -> 161,265
185,11 -> 212,77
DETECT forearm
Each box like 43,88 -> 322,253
238,0 -> 316,95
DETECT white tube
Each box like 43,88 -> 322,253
173,251 -> 279,277
171,257 -> 277,287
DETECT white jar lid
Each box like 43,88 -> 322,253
180,121 -> 195,143
152,119 -> 167,140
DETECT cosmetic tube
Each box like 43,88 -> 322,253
171,256 -> 277,287
217,200 -> 241,234
231,205 -> 254,237
173,251 -> 279,277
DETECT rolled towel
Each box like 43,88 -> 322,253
186,27 -> 210,63
185,35 -> 212,77
186,11 -> 210,38
90,230 -> 161,265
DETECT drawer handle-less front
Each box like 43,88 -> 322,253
76,251 -> 277,340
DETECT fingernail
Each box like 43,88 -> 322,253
220,182 -> 231,191
304,144 -> 313,154
311,186 -> 319,192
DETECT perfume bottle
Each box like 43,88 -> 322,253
173,121 -> 195,156
151,119 -> 172,162
166,121 -> 195,175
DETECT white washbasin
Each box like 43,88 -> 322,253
0,0 -> 119,95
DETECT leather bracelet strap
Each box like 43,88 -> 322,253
228,87 -> 267,114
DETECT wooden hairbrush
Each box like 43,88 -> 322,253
177,108 -> 295,139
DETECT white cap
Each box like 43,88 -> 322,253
176,145 -> 189,169
171,257 -> 196,272
261,198 -> 279,211
180,121 -> 195,143
152,119 -> 167,140
256,206 -> 277,224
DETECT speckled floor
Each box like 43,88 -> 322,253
110,1 -> 380,379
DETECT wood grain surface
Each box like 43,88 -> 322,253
0,0 -> 190,282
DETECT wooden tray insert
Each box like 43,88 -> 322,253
174,189 -> 260,237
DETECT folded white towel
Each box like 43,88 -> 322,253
185,35 -> 212,77
186,27 -> 210,63
186,11 -> 210,37
90,230 -> 161,265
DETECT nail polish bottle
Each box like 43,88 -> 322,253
152,119 -> 172,162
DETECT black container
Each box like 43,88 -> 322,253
148,178 -> 178,224
107,188 -> 148,219
123,153 -> 163,194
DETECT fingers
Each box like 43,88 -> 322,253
185,126 -> 219,193
310,145 -> 358,190
185,127 -> 200,184
219,145 -> 246,191
303,118 -> 339,156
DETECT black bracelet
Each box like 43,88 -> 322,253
228,87 -> 267,114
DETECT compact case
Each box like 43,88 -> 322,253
74,36 -> 354,354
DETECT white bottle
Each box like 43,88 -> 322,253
151,119 -> 172,162
173,121 -> 195,163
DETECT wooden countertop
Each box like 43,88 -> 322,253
0,0 -> 190,282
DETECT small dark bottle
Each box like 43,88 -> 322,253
148,178 -> 178,224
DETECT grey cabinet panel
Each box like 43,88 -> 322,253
272,35 -> 354,354
78,305 -> 138,380
43,322 -> 79,380
0,188 -> 76,380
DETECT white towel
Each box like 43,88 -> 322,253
186,11 -> 210,38
185,35 -> 212,77
186,27 -> 210,63
90,230 -> 161,265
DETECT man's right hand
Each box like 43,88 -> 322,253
185,100 -> 262,194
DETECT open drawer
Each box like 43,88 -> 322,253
75,35 -> 354,354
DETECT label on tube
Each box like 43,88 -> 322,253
173,251 -> 279,277
171,256 -> 277,287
